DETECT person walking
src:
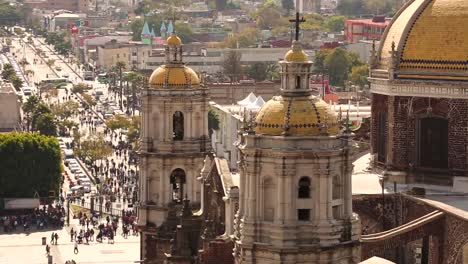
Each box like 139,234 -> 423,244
54,233 -> 59,245
50,232 -> 55,244
74,241 -> 79,254
45,244 -> 50,256
70,228 -> 74,242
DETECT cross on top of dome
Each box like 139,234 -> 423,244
289,12 -> 305,41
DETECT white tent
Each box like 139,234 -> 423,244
237,92 -> 257,106
245,96 -> 266,110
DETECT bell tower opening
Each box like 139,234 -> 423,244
170,168 -> 186,202
298,177 -> 311,198
296,76 -> 301,89
173,111 -> 184,141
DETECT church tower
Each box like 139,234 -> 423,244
233,13 -> 360,264
138,33 -> 211,261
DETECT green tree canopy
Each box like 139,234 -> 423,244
2,63 -> 16,80
130,18 -> 144,41
175,21 -> 193,43
105,114 -> 132,131
246,62 -> 269,81
0,132 -> 62,198
349,65 -> 369,88
222,50 -> 242,82
281,0 -> 295,15
323,16 -> 346,32
74,134 -> 112,167
325,47 -> 351,87
208,108 -> 220,134
35,113 -> 58,136
0,1 -> 21,27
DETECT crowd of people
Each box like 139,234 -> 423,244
1,204 -> 65,233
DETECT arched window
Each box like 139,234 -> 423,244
170,168 -> 186,202
298,177 -> 311,198
173,111 -> 184,140
263,178 -> 275,222
296,76 -> 301,89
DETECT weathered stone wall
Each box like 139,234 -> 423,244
355,194 -> 468,264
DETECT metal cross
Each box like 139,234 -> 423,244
289,12 -> 305,41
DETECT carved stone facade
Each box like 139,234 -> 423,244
233,40 -> 361,264
138,33 -> 211,262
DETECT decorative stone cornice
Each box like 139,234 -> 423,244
370,78 -> 468,99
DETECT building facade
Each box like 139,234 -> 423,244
0,83 -> 21,132
369,0 -> 468,184
96,41 -> 152,71
137,33 -> 211,262
233,40 -> 361,264
345,17 -> 390,43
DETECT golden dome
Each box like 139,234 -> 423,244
379,0 -> 468,78
167,33 -> 182,46
149,65 -> 200,88
284,49 -> 308,62
255,95 -> 339,136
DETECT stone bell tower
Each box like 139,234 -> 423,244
138,33 -> 211,262
233,12 -> 361,264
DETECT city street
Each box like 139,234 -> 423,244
1,33 -> 140,264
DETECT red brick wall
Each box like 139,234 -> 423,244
372,95 -> 468,173
199,239 -> 234,264
370,94 -> 388,159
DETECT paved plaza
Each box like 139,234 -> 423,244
0,218 -> 140,264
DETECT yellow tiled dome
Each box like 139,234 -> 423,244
167,33 -> 182,46
149,65 -> 200,88
284,49 -> 308,62
379,0 -> 468,76
255,95 -> 339,136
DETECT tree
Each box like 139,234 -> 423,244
72,83 -> 90,94
22,95 -> 40,131
222,28 -> 260,48
246,62 -> 269,81
10,75 -> 23,91
208,108 -> 220,136
349,65 -> 369,88
0,133 -> 62,198
175,21 -> 193,43
130,18 -> 144,41
222,50 -> 242,82
1,63 -> 15,80
35,113 -> 58,136
51,101 -> 80,120
281,0 -> 295,15
123,71 -> 143,115
106,115 -> 131,131
313,49 -> 332,74
18,58 -> 29,70
325,48 -> 350,87
115,61 -> 126,110
126,116 -> 141,148
46,59 -> 55,67
74,134 -> 112,169
81,93 -> 97,108
31,103 -> 53,132
0,1 -> 21,27
323,16 -> 345,32
254,2 -> 289,30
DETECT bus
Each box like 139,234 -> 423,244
39,78 -> 70,85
